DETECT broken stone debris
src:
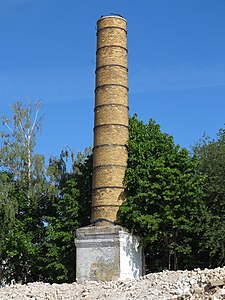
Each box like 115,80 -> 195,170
0,266 -> 225,299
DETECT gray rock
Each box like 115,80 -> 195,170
1,266 -> 225,299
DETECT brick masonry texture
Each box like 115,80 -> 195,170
96,47 -> 127,68
94,105 -> 128,126
94,125 -> 128,145
93,145 -> 127,166
96,66 -> 128,87
92,16 -> 128,225
95,86 -> 128,106
92,166 -> 126,188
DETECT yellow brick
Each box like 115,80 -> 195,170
92,16 -> 128,224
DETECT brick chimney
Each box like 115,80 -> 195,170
92,15 -> 129,226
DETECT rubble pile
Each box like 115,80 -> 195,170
0,266 -> 225,299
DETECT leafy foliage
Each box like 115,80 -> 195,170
120,115 -> 205,271
1,101 -> 224,282
192,128 -> 225,267
0,172 -> 18,248
41,148 -> 92,283
0,101 -> 49,283
0,102 -> 93,284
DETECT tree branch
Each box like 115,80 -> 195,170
4,122 -> 14,134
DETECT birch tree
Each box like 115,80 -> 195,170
0,101 -> 47,283
0,100 -> 45,203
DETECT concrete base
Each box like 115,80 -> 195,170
75,226 -> 143,282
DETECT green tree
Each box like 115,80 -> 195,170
72,147 -> 92,227
41,148 -> 92,283
0,101 -> 45,199
0,101 -> 48,284
120,115 -> 205,271
193,128 -> 225,267
0,101 -> 93,284
0,172 -> 17,247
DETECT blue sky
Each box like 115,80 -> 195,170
0,0 -> 225,160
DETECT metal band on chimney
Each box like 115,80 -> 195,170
92,15 -> 128,226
